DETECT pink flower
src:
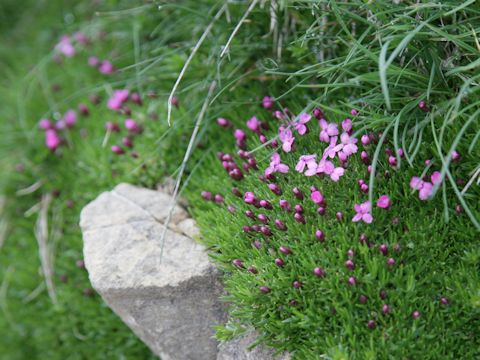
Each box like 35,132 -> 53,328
88,56 -> 99,67
329,167 -> 345,182
244,192 -> 255,204
279,127 -> 294,152
273,110 -> 284,120
124,119 -> 140,133
410,176 -> 423,190
39,119 -> 53,130
99,60 -> 115,74
342,118 -> 352,134
419,182 -> 433,200
246,116 -> 261,133
339,132 -> 358,157
295,155 -> 316,173
55,36 -> 75,57
293,113 -> 311,135
45,130 -> 61,150
319,119 -> 339,143
234,129 -> 246,142
311,190 -> 324,204
377,195 -> 391,209
431,171 -> 442,185
265,153 -> 289,176
63,110 -> 77,128
107,89 -> 129,110
262,96 -> 273,109
352,201 -> 373,224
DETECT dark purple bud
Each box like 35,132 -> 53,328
294,204 -> 304,213
315,230 -> 325,242
367,320 -> 376,329
294,212 -> 305,224
268,183 -> 282,195
270,139 -> 278,148
131,92 -> 142,105
258,214 -> 269,224
217,117 -> 231,127
232,259 -> 244,268
111,145 -> 125,155
78,103 -> 89,116
89,94 -> 100,104
201,191 -> 213,201
385,148 -> 393,157
360,183 -> 369,193
379,244 -> 388,255
279,246 -> 292,255
313,267 -> 325,278
245,210 -> 255,219
227,205 -> 236,213
393,243 -> 401,252
229,168 -> 244,180
243,225 -> 252,233
247,266 -> 257,274
265,173 -> 276,182
275,258 -> 284,267
122,106 -> 132,116
317,207 -> 326,216
359,295 -> 368,304
222,154 -> 233,162
253,239 -> 262,249
279,199 -> 291,211
310,186 -> 318,192
214,194 -> 224,203
455,204 -> 463,214
388,156 -> 397,167
242,163 -> 250,172
251,224 -> 261,232
260,226 -> 272,236
345,260 -> 355,270
451,150 -> 460,162
313,107 -> 324,120
412,310 -> 421,319
259,200 -> 273,209
358,179 -> 365,186
83,288 -> 95,297
171,96 -> 179,108
347,249 -> 354,258
380,289 -> 387,300
384,170 -> 391,178
259,286 -> 270,294
292,187 -> 304,200
418,101 -> 429,112
247,158 -> 258,169
361,151 -> 370,165
348,276 -> 357,286
440,297 -> 449,306
382,304 -> 390,315
386,257 -> 395,268
336,212 -> 343,221
289,299 -> 298,306
292,280 -> 302,289
274,219 -> 287,231
76,259 -> 85,269
122,137 -> 133,148
232,187 -> 242,197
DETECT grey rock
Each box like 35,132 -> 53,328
80,183 -> 289,360
81,183 -> 225,360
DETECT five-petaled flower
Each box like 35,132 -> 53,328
352,201 -> 373,224
265,153 -> 289,176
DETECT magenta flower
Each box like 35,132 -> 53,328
45,130 -> 61,150
234,129 -> 246,142
39,119 -> 53,130
99,60 -> 115,74
246,116 -> 261,133
311,190 -> 324,205
293,113 -> 311,135
352,201 -> 373,224
377,195 -> 391,209
63,110 -> 77,128
319,119 -> 339,143
341,118 -> 352,134
244,192 -> 255,204
265,153 -> 289,176
314,159 -> 345,182
125,119 -> 140,133
295,155 -> 316,173
55,36 -> 75,57
278,126 -> 294,152
262,96 -> 273,109
107,89 -> 129,110
351,109 -> 359,116
217,118 -> 231,128
88,56 -> 99,67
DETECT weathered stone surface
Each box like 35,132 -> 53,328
80,183 -> 290,359
80,183 -> 225,360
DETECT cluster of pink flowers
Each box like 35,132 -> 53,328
410,171 -> 441,200
38,109 -> 84,151
54,31 -> 116,74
